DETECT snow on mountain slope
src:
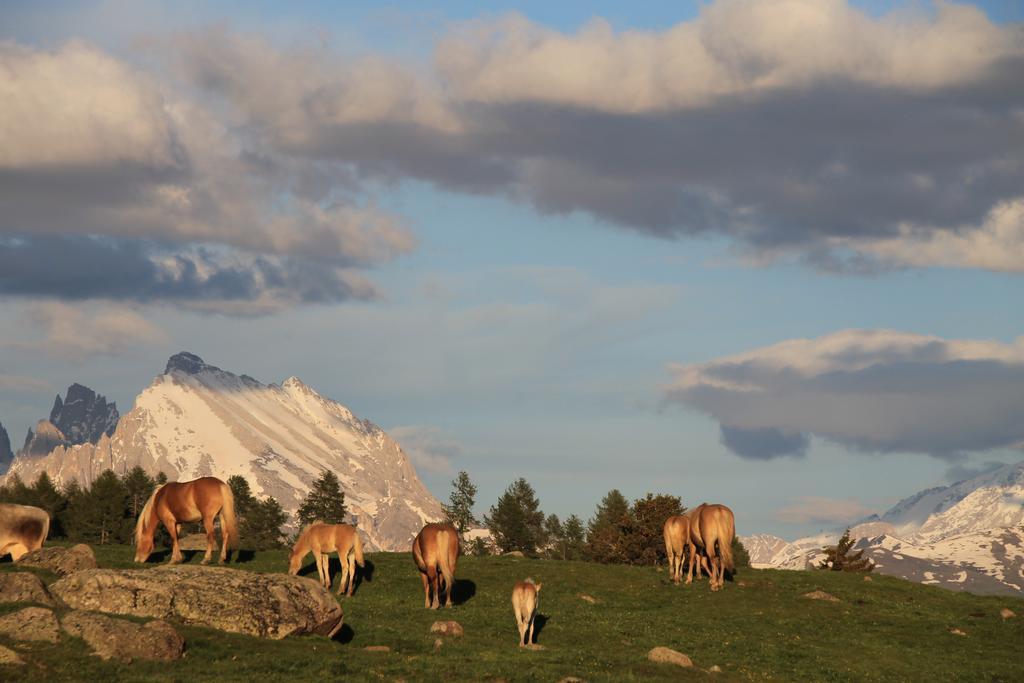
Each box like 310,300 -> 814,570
739,534 -> 791,567
3,352 -> 444,551
759,462 -> 1024,594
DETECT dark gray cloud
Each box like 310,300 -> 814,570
944,460 -> 1007,484
0,235 -> 373,307
666,330 -> 1024,460
719,425 -> 809,460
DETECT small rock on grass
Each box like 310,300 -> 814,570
803,590 -> 840,602
557,677 -> 587,682
0,606 -> 60,643
0,645 -> 25,665
364,645 -> 390,652
430,621 -> 464,637
709,665 -> 723,673
647,647 -> 693,668
863,576 -> 873,582
578,593 -> 598,604
1000,608 -> 1016,620
950,628 -> 967,636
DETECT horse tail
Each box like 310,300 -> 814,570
219,481 -> 239,549
135,483 -> 166,547
721,509 -> 736,573
38,510 -> 50,550
352,529 -> 365,567
436,527 -> 456,591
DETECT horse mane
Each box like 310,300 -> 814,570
135,483 -> 167,545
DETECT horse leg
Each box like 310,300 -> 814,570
516,612 -> 526,647
428,567 -> 440,609
337,552 -> 348,596
165,516 -> 183,564
419,571 -> 431,608
685,544 -> 696,584
345,552 -> 355,596
201,515 -> 216,565
218,511 -> 229,564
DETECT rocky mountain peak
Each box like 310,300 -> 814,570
165,352 -> 221,376
21,420 -> 67,457
48,383 -> 118,446
0,422 -> 12,473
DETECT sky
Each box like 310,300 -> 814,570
0,0 -> 1022,540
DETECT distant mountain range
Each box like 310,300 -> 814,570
1,352 -> 444,550
741,462 -> 1024,595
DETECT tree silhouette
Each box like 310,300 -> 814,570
442,470 -> 479,537
297,471 -> 347,527
819,529 -> 874,572
484,478 -> 545,556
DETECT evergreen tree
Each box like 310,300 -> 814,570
244,497 -> 289,549
543,513 -> 565,559
122,466 -> 155,519
0,473 -> 32,504
819,529 -> 874,572
470,536 -> 491,556
68,470 -> 131,544
296,471 -> 347,527
562,514 -> 586,561
732,537 -> 751,569
585,489 -> 631,563
442,470 -> 479,537
227,475 -> 256,517
155,471 -> 168,485
31,473 -> 67,538
620,494 -> 684,566
483,478 -> 545,556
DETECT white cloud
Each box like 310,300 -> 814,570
775,495 -> 876,524
389,425 -> 463,474
20,301 -> 167,359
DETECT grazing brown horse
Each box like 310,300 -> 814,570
0,503 -> 49,561
687,503 -> 735,591
288,522 -> 365,596
134,476 -> 238,564
511,578 -> 542,646
413,522 -> 459,609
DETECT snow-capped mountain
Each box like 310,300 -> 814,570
748,462 -> 1024,595
741,533 -> 791,566
3,352 -> 444,550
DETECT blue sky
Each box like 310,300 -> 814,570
1,0 -> 1022,539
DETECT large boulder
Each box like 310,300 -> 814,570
18,544 -> 97,576
0,572 -> 54,606
0,606 -> 60,643
50,566 -> 343,639
61,611 -> 184,662
0,645 -> 24,665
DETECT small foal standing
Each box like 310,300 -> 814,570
412,523 -> 459,609
288,522 -> 365,595
511,579 -> 542,646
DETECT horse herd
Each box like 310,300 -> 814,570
2,476 -> 737,648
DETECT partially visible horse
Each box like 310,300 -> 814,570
288,522 -> 365,596
663,515 -> 690,584
413,522 -> 459,609
688,503 -> 735,591
134,476 -> 237,564
0,503 -> 49,560
511,578 -> 542,646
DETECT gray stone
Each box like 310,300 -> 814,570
648,647 -> 693,667
0,572 -> 54,606
51,566 -> 343,640
61,611 -> 184,662
430,620 -> 464,637
18,544 -> 97,576
0,644 -> 24,665
0,606 -> 60,642
803,590 -> 840,602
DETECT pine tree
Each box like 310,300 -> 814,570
585,489 -> 631,563
244,497 -> 289,549
227,475 -> 256,517
624,494 -> 684,566
732,537 -> 751,568
68,470 -> 131,544
543,513 -> 564,559
442,470 -> 479,537
483,478 -> 545,556
562,514 -> 586,560
0,473 -> 32,504
122,466 -> 155,519
296,471 -> 347,527
155,471 -> 168,485
469,536 -> 491,556
31,473 -> 67,538
819,529 -> 874,572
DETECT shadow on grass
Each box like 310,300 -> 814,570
332,623 -> 355,644
532,613 -> 549,644
453,578 -> 476,605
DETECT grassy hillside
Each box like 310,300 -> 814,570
2,545 -> 1022,682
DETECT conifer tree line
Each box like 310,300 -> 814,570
442,470 -> 750,566
0,468 -> 348,551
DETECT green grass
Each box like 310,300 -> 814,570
2,544 -> 1023,682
